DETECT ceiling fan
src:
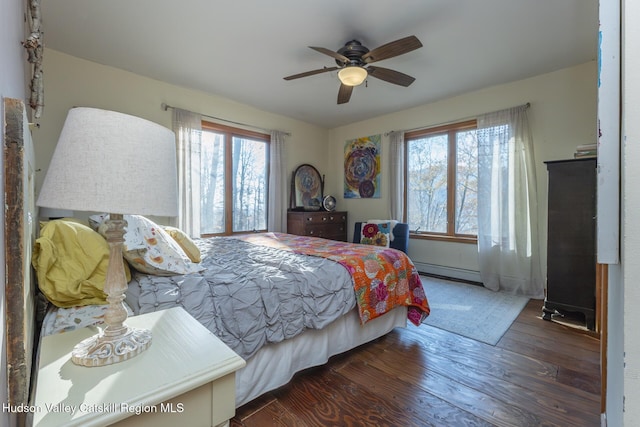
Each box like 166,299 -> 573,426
283,35 -> 423,104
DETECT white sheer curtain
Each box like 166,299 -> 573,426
388,131 -> 405,221
476,105 -> 544,298
268,130 -> 287,232
171,108 -> 202,237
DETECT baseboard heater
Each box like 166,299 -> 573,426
413,261 -> 483,285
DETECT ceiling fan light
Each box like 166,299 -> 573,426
338,66 -> 368,86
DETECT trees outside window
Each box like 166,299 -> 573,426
405,120 -> 478,242
200,122 -> 269,236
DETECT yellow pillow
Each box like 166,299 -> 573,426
32,219 -> 131,308
163,226 -> 201,263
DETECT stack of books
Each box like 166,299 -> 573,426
574,143 -> 597,158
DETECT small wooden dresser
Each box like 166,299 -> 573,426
287,210 -> 348,241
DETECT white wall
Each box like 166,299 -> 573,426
1,0 -> 28,425
326,62 -> 597,281
39,50 -> 597,281
36,49 -> 331,222
623,1 -> 640,425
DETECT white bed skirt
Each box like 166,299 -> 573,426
39,303 -> 407,409
235,306 -> 407,407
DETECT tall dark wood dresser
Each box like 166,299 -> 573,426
543,157 -> 596,330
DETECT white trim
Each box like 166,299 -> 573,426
413,262 -> 482,283
597,0 -> 621,264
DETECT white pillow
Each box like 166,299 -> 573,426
98,215 -> 204,276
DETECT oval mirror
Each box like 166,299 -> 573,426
291,164 -> 323,211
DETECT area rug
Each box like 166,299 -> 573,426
420,275 -> 529,345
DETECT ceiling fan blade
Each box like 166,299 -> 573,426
367,66 -> 416,87
362,35 -> 422,64
309,46 -> 349,64
283,66 -> 339,81
337,84 -> 353,104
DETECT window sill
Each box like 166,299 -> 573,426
410,233 -> 477,244
200,230 -> 267,238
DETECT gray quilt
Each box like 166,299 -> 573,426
125,236 -> 356,361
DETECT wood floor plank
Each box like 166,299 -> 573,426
508,320 -> 600,353
273,365 -> 429,427
396,324 -> 600,408
400,325 -> 572,392
505,320 -> 600,360
361,342 -> 597,425
352,354 -> 548,427
232,295 -> 601,426
334,350 -> 493,426
355,340 -> 599,426
231,399 -> 304,427
402,323 -> 560,379
497,333 -> 600,374
556,365 -> 602,395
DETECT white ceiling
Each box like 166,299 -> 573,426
40,0 -> 598,129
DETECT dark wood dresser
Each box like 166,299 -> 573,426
543,158 -> 596,330
287,211 -> 348,241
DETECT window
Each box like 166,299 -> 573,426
405,120 -> 478,242
200,122 -> 269,236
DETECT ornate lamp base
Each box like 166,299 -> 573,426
71,325 -> 152,367
70,214 -> 152,367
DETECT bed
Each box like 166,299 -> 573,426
33,217 -> 430,408
131,231 -> 429,406
34,215 -> 429,412
5,93 -> 429,417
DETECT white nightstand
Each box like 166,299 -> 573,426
29,307 -> 246,427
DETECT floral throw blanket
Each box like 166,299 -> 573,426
236,233 -> 430,326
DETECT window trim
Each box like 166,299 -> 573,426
200,121 -> 270,237
404,119 -> 478,244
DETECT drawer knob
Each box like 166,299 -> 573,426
306,217 -> 312,221
323,217 -> 327,221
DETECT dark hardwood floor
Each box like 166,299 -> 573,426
231,299 -> 601,427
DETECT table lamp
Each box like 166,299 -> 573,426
38,207 -> 74,219
37,107 -> 178,367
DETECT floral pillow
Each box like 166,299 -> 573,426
360,221 -> 391,248
98,215 -> 204,276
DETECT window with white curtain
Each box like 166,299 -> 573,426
200,121 -> 269,236
474,104 -> 542,296
405,119 -> 478,242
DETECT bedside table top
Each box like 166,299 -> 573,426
31,307 -> 246,427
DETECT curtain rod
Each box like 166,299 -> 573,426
161,103 -> 291,136
385,102 -> 530,136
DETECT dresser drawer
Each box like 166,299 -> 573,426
302,212 -> 346,225
303,223 -> 346,239
287,211 -> 348,242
